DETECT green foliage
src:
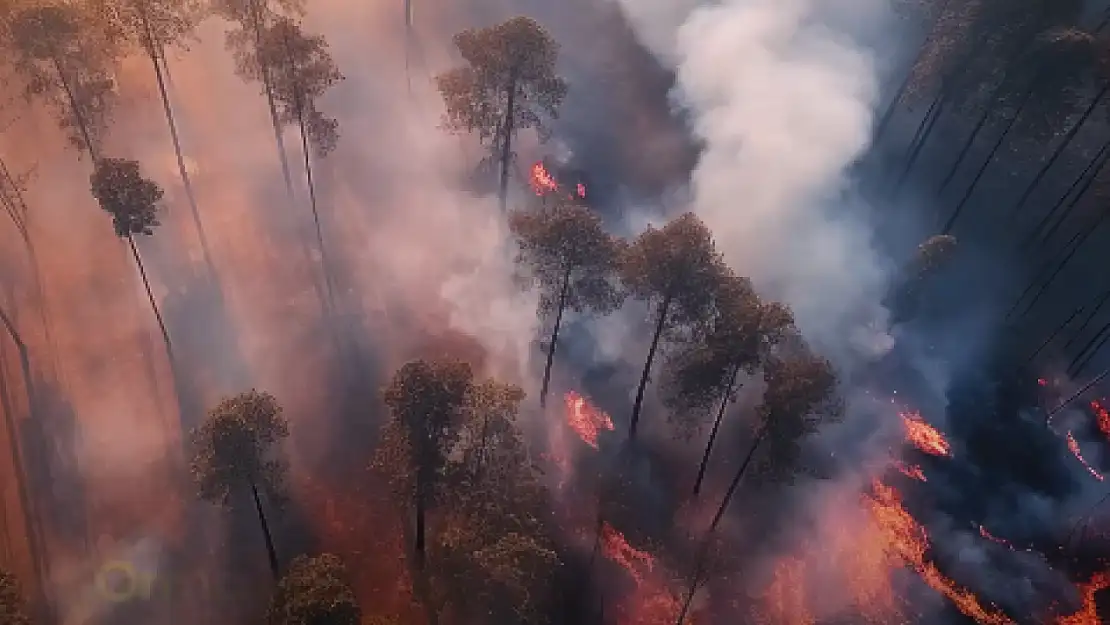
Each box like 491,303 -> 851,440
509,202 -> 626,318
229,16 -> 343,155
5,4 -> 118,154
190,389 -> 290,506
267,553 -> 361,625
89,158 -> 163,238
0,568 -> 30,625
436,16 -> 567,153
620,212 -> 728,336
754,343 -> 842,484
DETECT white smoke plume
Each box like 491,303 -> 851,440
616,0 -> 896,369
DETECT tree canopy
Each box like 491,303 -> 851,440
0,568 -> 30,625
267,553 -> 361,625
89,158 -> 163,237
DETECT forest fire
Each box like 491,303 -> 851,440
900,410 -> 952,457
895,460 -> 927,482
1065,431 -> 1104,481
978,524 -> 1013,548
1091,399 -> 1110,439
1059,572 -> 1110,625
529,160 -> 587,200
563,390 -> 614,448
600,521 -> 654,584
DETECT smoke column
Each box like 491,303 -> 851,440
616,0 -> 896,369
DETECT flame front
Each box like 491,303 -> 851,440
1058,572 -> 1110,625
600,521 -> 654,584
1065,432 -> 1104,481
1091,399 -> 1110,439
894,460 -> 927,482
563,391 -> 614,448
901,410 -> 952,457
530,161 -> 559,195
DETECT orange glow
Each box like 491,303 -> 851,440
1057,571 -> 1110,625
563,391 -> 614,448
577,182 -> 587,198
1065,432 -> 1104,481
901,411 -> 952,457
895,460 -> 927,482
864,480 -> 1015,625
1038,378 -> 1048,387
762,556 -> 815,625
600,521 -> 654,584
530,161 -> 559,195
1091,399 -> 1110,439
978,525 -> 1012,549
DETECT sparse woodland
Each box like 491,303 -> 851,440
0,1 -> 1110,624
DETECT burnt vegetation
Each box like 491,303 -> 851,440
2,2 -> 1110,625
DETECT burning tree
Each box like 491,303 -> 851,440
6,4 -> 118,158
0,568 -> 30,625
509,202 -> 626,407
620,212 -> 729,441
379,358 -> 474,569
89,157 -> 173,353
211,0 -> 306,189
660,273 -> 795,495
90,0 -> 213,268
230,16 -> 343,268
886,233 -> 958,324
436,16 -> 568,211
267,553 -> 361,625
190,390 -> 290,579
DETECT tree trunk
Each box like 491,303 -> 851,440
692,366 -> 740,497
891,91 -> 947,197
1009,82 -> 1110,217
403,0 -> 414,95
248,0 -> 295,195
498,77 -> 518,213
1070,320 -> 1110,376
50,54 -> 96,160
1030,145 -> 1110,250
1011,213 -> 1110,320
1019,139 -> 1110,251
629,294 -> 672,441
676,421 -> 771,625
248,479 -> 280,580
1025,304 -> 1083,365
1065,287 -> 1110,352
128,236 -> 173,356
942,83 -> 1040,233
414,477 -> 427,569
540,268 -> 572,408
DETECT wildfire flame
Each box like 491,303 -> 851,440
600,521 -> 654,584
1065,432 -> 1104,481
529,160 -> 587,200
894,460 -> 927,482
901,410 -> 952,457
563,391 -> 614,449
1058,571 -> 1110,625
1091,399 -> 1110,439
978,524 -> 1012,549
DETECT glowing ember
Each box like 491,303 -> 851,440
864,480 -> 1015,625
978,525 -> 1012,549
600,521 -> 654,584
1039,378 -> 1049,387
900,411 -> 952,457
1065,432 -> 1104,481
1091,399 -> 1110,439
529,161 -> 559,195
563,391 -> 614,448
763,556 -> 814,625
895,460 -> 927,482
577,182 -> 587,198
1057,571 -> 1110,625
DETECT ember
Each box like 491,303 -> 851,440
894,460 -> 927,482
600,521 -> 654,584
1065,432 -> 1104,481
563,391 -> 614,448
530,161 -> 559,195
1091,399 -> 1110,439
900,410 -> 952,457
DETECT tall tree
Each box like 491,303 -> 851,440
436,16 -> 568,211
191,389 -> 290,579
267,553 -> 361,625
212,0 -> 306,191
89,157 -> 173,353
885,234 -> 959,324
7,4 -> 118,158
231,16 -> 342,298
660,274 -> 795,495
619,212 -> 728,441
91,0 -> 215,272
0,568 -> 30,625
380,358 -> 473,569
509,201 -> 625,407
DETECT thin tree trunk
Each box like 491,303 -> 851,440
942,82 -> 1040,234
50,54 -> 96,160
498,77 -> 518,212
629,294 -> 672,441
1009,82 -> 1110,217
1012,213 -> 1110,320
414,477 -> 427,569
1065,287 -> 1110,351
128,236 -> 173,356
676,421 -> 771,625
1025,304 -> 1083,365
1031,145 -> 1110,250
1019,139 -> 1110,251
248,479 -> 280,580
692,365 -> 740,497
540,268 -> 571,408
403,0 -> 413,96
890,91 -> 946,197
1070,321 -> 1110,376
249,0 -> 295,195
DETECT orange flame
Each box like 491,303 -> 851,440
1057,571 -> 1110,625
895,460 -> 927,482
864,480 -> 1015,625
600,521 -> 654,584
1065,432 -> 1104,481
563,391 -> 614,448
978,525 -> 1012,549
901,411 -> 952,457
763,556 -> 815,625
1091,399 -> 1110,439
529,161 -> 559,195
577,182 -> 587,198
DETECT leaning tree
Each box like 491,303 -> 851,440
6,3 -> 119,159
437,16 -> 568,211
89,157 -> 173,353
509,201 -> 625,407
620,212 -> 728,441
191,389 -> 290,579
267,553 -> 361,625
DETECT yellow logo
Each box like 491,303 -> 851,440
94,560 -> 157,603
